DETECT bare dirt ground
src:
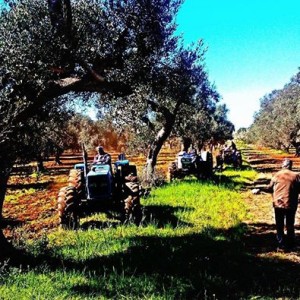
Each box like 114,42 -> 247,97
241,145 -> 300,262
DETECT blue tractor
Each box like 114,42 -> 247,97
57,147 -> 142,229
216,149 -> 242,170
168,150 -> 213,181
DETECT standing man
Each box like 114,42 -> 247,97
265,159 -> 300,251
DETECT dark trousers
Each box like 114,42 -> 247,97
274,207 -> 297,247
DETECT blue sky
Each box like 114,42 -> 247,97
177,0 -> 300,129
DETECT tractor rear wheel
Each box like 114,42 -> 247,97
57,186 -> 80,229
124,181 -> 142,225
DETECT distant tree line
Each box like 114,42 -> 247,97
243,70 -> 300,152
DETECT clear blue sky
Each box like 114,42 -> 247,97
177,0 -> 300,129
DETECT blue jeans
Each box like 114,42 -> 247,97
274,207 -> 297,248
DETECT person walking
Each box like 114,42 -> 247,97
257,158 -> 300,251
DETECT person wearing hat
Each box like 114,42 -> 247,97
263,158 -> 300,250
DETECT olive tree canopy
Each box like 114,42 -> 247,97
247,71 -> 300,151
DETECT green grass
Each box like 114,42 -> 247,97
1,170 -> 300,299
217,167 -> 257,186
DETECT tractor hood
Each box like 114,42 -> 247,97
74,163 -> 85,171
87,164 -> 113,200
88,164 -> 111,176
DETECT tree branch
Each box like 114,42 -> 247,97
77,59 -> 132,96
147,99 -> 173,120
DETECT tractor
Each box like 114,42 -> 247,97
216,149 -> 242,170
57,147 -> 142,229
168,150 -> 213,181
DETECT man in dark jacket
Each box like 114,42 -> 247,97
267,158 -> 300,250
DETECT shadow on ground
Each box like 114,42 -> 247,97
0,218 -> 24,229
7,181 -> 51,190
79,204 -> 192,230
1,220 -> 300,299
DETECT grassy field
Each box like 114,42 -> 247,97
1,166 -> 300,299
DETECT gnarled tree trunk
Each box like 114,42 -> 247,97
145,117 -> 175,184
0,158 -> 14,258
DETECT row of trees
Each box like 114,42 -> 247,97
0,0 -> 234,249
244,70 -> 300,151
66,113 -> 130,152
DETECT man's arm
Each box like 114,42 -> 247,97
252,179 -> 274,194
261,180 -> 274,193
104,154 -> 112,164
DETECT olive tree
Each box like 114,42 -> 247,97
99,41 -> 221,180
175,102 -> 234,152
247,71 -> 300,151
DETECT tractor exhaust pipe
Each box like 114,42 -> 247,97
81,143 -> 90,199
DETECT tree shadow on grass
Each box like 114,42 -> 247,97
80,220 -> 119,230
79,205 -> 192,230
243,221 -> 300,253
70,227 -> 300,299
243,222 -> 278,253
141,205 -> 192,228
2,221 -> 300,299
76,226 -> 300,299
